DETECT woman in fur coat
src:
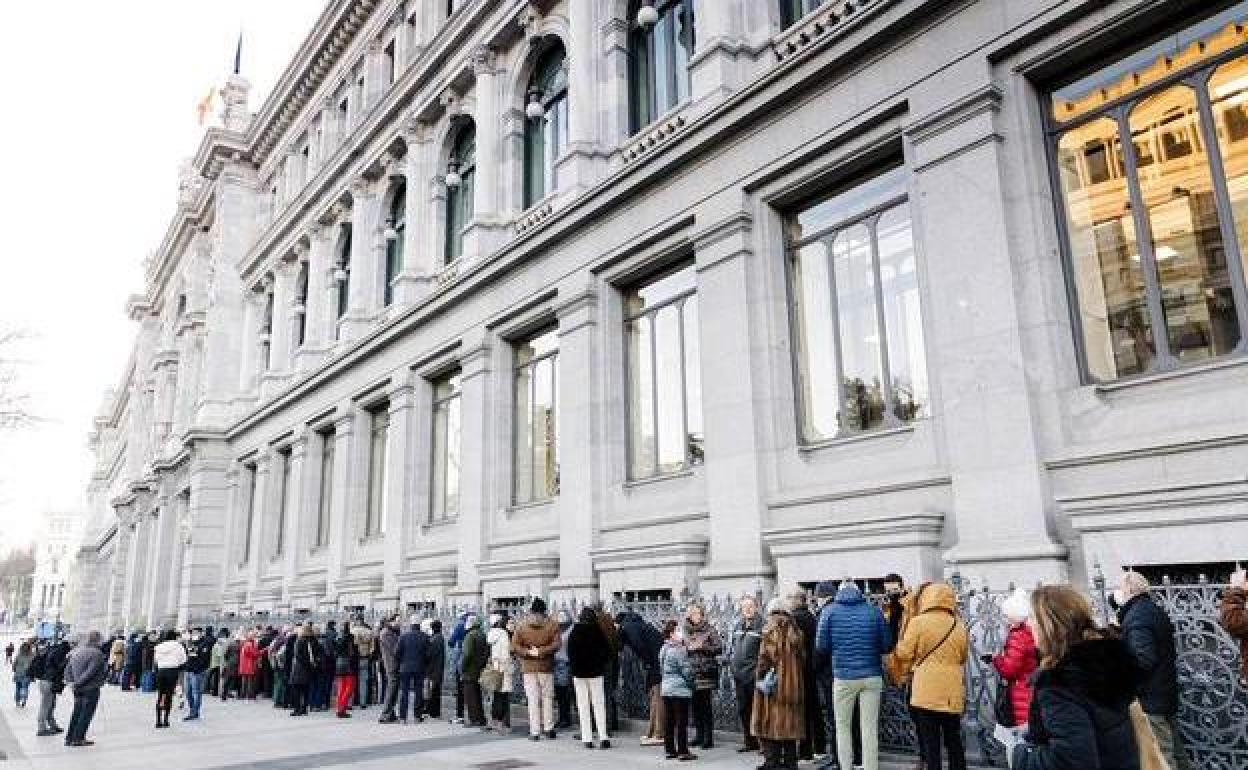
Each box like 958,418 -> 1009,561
752,598 -> 805,770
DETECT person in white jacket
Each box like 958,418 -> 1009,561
485,614 -> 515,732
153,631 -> 188,729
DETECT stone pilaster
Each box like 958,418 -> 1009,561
903,85 -> 1067,585
325,408 -> 358,598
280,431 -> 309,601
342,177 -> 381,341
464,47 -> 507,260
382,372 -> 417,597
394,119 -> 434,301
246,453 -> 271,595
600,9 -> 632,149
689,0 -> 748,103
181,444 -> 230,621
558,0 -> 608,193
450,334 -> 493,601
549,280 -> 601,603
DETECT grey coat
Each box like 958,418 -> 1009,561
730,613 -> 764,685
65,645 -> 108,695
660,641 -> 695,699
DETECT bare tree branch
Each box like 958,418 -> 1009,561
0,328 -> 40,431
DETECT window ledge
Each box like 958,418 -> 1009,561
798,424 -> 916,453
356,534 -> 384,546
504,497 -> 556,516
419,517 -> 458,533
1093,355 -> 1248,394
623,467 -> 697,490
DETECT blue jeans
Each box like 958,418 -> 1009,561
358,664 -> 370,706
184,671 -> 204,717
66,689 -> 99,744
14,675 -> 30,705
398,671 -> 424,721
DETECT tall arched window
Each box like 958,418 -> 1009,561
628,0 -> 695,134
384,180 -> 406,306
334,223 -> 352,336
294,261 -> 309,347
523,43 -> 568,208
779,0 -> 824,29
444,123 -> 476,263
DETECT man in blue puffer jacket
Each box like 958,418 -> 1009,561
815,579 -> 894,770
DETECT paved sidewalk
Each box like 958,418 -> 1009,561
0,658 -> 920,769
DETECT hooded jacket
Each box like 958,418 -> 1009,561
814,581 -> 894,680
1220,586 -> 1248,679
461,618 -> 489,680
993,622 -> 1038,726
511,612 -> 561,674
893,582 -> 969,714
1118,593 -> 1179,716
1012,637 -> 1142,770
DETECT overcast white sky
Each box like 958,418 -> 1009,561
0,1 -> 324,555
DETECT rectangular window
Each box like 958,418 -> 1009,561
365,405 -> 390,536
315,429 -> 335,548
1048,3 -> 1248,382
513,328 -> 560,504
241,463 -> 258,563
384,41 -> 396,87
430,371 -> 462,522
625,263 -> 704,478
788,163 -> 928,442
275,448 -> 292,558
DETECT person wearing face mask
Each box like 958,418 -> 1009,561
1115,571 -> 1191,770
182,627 -> 212,721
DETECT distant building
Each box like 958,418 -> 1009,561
31,511 -> 83,624
72,0 -> 1248,632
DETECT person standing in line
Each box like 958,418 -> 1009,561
683,603 -> 723,750
334,620 -> 359,718
447,611 -> 469,724
353,618 -> 376,709
1006,585 -> 1142,770
425,619 -> 446,719
288,622 -> 319,717
63,631 -> 109,747
122,633 -> 142,691
730,595 -> 765,754
316,621 -> 338,711
378,615 -> 401,723
396,615 -> 431,723
140,631 -> 157,691
786,588 -> 826,762
893,583 -> 969,770
512,598 -> 562,740
815,578 -> 894,770
553,609 -> 574,730
221,631 -> 240,700
12,639 -> 34,706
567,606 -> 612,750
238,630 -> 260,700
989,589 -> 1038,728
182,627 -> 212,721
1221,566 -> 1247,680
34,636 -> 69,736
268,627 -> 289,708
594,605 -> 623,735
153,630 -> 188,728
660,619 -> 697,761
207,629 -> 227,696
753,598 -> 806,770
618,609 -> 666,746
460,614 -> 489,727
1116,571 -> 1192,770
486,613 -> 515,732
4,641 -> 12,665
882,574 -> 924,770
107,635 -> 125,685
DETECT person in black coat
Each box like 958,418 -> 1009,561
617,610 -> 665,744
122,634 -> 142,691
1115,572 -> 1191,770
1008,585 -> 1143,770
567,607 -> 612,748
787,589 -> 826,760
288,623 -> 320,717
396,617 -> 431,723
425,620 -> 446,719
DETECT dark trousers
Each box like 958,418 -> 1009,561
604,659 -> 620,732
424,678 -> 442,718
735,679 -> 758,749
663,696 -> 691,757
555,684 -> 573,728
288,682 -> 307,714
490,688 -> 510,724
692,689 -> 714,747
454,675 -> 464,719
120,665 -> 134,691
66,689 -> 100,744
763,738 -> 798,768
800,677 -> 826,758
205,667 -> 219,696
464,678 -> 485,725
916,708 -> 967,770
398,672 -> 424,720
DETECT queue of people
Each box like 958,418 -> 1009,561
2,565 -> 1244,767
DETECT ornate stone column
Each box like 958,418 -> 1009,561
325,407 -> 358,599
600,7 -> 632,151
558,0 -> 608,193
381,371 -> 416,599
689,0 -> 748,103
246,453 -> 271,596
342,177 -> 381,341
550,280 -> 601,603
464,46 -> 506,260
281,431 -> 309,603
393,118 -> 434,302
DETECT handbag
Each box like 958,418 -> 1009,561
755,668 -> 778,696
479,664 -> 503,692
993,675 -> 1016,727
1129,701 -> 1173,770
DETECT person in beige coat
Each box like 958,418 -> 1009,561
511,598 -> 561,739
893,582 -> 969,770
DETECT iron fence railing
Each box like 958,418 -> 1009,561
186,572 -> 1247,769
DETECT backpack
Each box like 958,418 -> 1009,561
27,649 -> 47,681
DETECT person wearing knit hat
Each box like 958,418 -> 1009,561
988,588 -> 1037,728
754,594 -> 806,769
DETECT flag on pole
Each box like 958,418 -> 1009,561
233,31 -> 243,75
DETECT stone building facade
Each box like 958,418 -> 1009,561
31,511 -> 83,624
72,0 -> 1248,632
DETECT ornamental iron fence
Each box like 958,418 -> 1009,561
186,571 -> 1246,769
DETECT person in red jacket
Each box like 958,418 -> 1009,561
991,590 -> 1037,726
238,631 -> 261,700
